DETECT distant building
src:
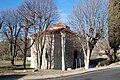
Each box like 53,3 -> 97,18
31,22 -> 84,70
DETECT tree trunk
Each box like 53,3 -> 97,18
105,50 -> 113,62
23,42 -> 27,68
23,53 -> 26,68
23,29 -> 28,69
10,42 -> 14,66
84,49 -> 90,69
84,38 -> 91,69
105,48 -> 118,63
40,49 -> 43,69
109,48 -> 117,62
36,35 -> 40,68
113,48 -> 117,61
41,47 -> 48,69
11,56 -> 15,66
40,36 -> 46,69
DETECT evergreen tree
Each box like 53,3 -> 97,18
108,0 -> 120,60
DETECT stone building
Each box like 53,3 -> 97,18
31,22 -> 84,70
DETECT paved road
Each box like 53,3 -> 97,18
1,67 -> 120,80
48,68 -> 120,80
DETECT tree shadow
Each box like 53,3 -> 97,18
0,74 -> 26,80
90,58 -> 107,67
15,68 -> 34,70
13,64 -> 34,70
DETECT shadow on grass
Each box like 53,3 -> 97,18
0,64 -> 33,73
14,64 -> 33,70
0,65 -> 31,80
0,66 -> 15,73
15,67 -> 34,70
0,74 -> 26,80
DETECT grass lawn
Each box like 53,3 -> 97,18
0,60 -> 30,74
0,60 -> 66,76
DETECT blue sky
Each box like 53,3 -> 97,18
0,0 -> 24,11
54,0 -> 77,23
0,0 -> 77,24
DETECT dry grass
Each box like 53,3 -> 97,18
0,61 -> 67,76
0,60 -> 30,73
28,69 -> 67,76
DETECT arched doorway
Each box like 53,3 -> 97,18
74,49 -> 81,69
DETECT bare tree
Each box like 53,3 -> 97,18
0,40 -> 9,60
0,12 -> 5,41
97,37 -> 119,63
17,0 -> 59,68
0,10 -> 22,65
69,0 -> 108,69
32,0 -> 59,69
0,13 -> 4,29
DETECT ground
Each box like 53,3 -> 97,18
1,63 -> 120,80
50,67 -> 120,80
0,57 -> 120,80
0,60 -> 30,73
0,60 -> 67,76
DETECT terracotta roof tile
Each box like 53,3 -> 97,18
50,22 -> 70,29
32,22 -> 75,37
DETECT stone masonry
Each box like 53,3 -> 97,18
31,22 -> 84,70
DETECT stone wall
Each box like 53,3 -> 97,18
31,31 -> 84,70
65,33 -> 84,69
65,33 -> 74,69
53,33 -> 62,69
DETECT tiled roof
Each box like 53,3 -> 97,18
46,27 -> 75,34
50,22 -> 70,29
32,22 -> 75,37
